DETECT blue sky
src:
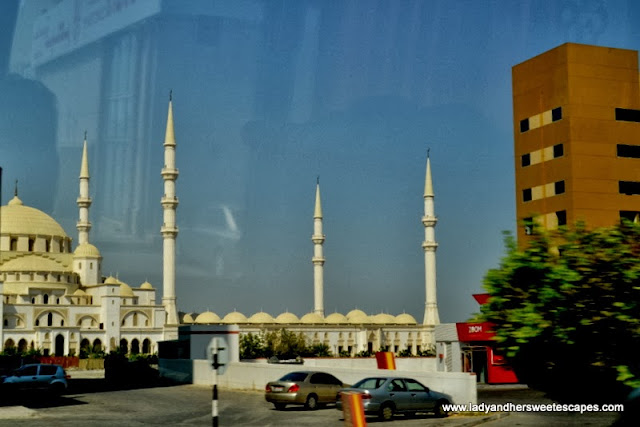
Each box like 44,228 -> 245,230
1,0 -> 639,323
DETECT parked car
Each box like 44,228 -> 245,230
336,376 -> 451,421
0,363 -> 69,396
265,371 -> 346,410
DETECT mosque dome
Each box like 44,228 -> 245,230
1,255 -> 67,273
275,312 -> 299,323
182,313 -> 195,324
195,311 -> 221,324
248,312 -> 275,323
348,312 -> 371,324
222,311 -> 248,324
140,281 -> 153,290
73,242 -> 101,258
346,309 -> 367,320
118,281 -> 134,297
372,313 -> 396,324
104,276 -> 119,285
395,313 -> 417,324
73,289 -> 87,296
325,313 -> 348,324
300,312 -> 324,324
0,196 -> 68,238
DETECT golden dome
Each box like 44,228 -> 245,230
0,196 -> 67,238
222,311 -> 247,324
73,289 -> 87,296
348,312 -> 371,324
325,313 -> 348,324
1,255 -> 67,273
73,243 -> 101,258
275,312 -> 299,323
140,281 -> 153,290
104,276 -> 119,285
248,312 -> 275,323
300,312 -> 324,324
119,282 -> 134,297
395,313 -> 417,324
182,313 -> 195,324
195,311 -> 221,324
346,309 -> 367,320
372,313 -> 396,324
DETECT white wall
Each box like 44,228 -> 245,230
159,359 -> 476,404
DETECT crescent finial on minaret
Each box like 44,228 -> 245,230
169,89 -> 172,101
14,179 -> 18,196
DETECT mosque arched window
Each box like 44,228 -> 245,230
10,238 -> 17,251
31,297 -> 35,304
3,319 -> 7,327
132,313 -> 138,326
35,319 -> 39,326
47,313 -> 53,326
43,294 -> 49,305
45,239 -> 51,252
28,238 -> 35,251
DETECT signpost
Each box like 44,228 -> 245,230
208,338 -> 228,427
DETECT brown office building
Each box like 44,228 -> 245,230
512,43 -> 640,243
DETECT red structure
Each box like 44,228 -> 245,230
455,294 -> 518,384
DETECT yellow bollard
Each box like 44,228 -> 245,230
341,391 -> 367,427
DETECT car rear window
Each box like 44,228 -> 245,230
279,372 -> 308,382
352,378 -> 385,389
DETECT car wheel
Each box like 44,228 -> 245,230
273,403 -> 287,410
379,403 -> 394,421
50,383 -> 65,397
305,394 -> 319,410
434,400 -> 449,418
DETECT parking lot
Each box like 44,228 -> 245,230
0,376 -> 623,426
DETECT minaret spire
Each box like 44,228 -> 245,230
77,133 -> 92,245
312,179 -> 325,317
422,151 -> 440,325
161,93 -> 179,327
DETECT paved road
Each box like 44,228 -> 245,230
0,378 -> 623,426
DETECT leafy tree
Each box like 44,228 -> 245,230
239,332 -> 267,359
305,343 -> 333,357
481,222 -> 640,401
264,329 -> 308,359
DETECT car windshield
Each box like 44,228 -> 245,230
352,378 -> 386,389
279,372 -> 308,382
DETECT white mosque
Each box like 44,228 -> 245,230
0,100 -> 180,357
1,96 -> 441,358
181,151 -> 442,357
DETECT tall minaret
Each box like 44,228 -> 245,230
77,132 -> 92,245
161,92 -> 179,326
312,178 -> 325,317
422,151 -> 440,325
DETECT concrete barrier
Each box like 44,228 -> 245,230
160,359 -> 476,404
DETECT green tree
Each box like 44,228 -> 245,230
264,329 -> 308,359
239,332 -> 267,359
481,222 -> 640,401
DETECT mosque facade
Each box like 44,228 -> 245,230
0,101 -> 179,357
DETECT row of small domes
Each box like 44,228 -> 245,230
182,309 -> 417,325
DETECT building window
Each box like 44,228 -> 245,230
521,153 -> 530,167
522,188 -> 532,202
555,181 -> 565,195
617,144 -> 640,158
28,238 -> 35,251
616,108 -> 640,122
619,181 -> 640,195
520,118 -> 529,133
47,313 -> 53,327
43,294 -> 49,305
553,144 -> 564,158
556,210 -> 567,226
552,107 -> 562,122
10,238 -> 17,251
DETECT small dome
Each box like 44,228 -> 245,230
118,280 -> 134,297
222,311 -> 247,324
140,281 -> 153,290
195,311 -> 221,324
73,289 -> 86,296
300,312 -> 324,324
325,312 -> 348,324
182,313 -> 194,324
73,243 -> 101,258
372,313 -> 396,324
248,312 -> 275,323
104,276 -> 119,285
346,309 -> 367,320
348,312 -> 371,324
275,312 -> 299,323
395,313 -> 417,324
